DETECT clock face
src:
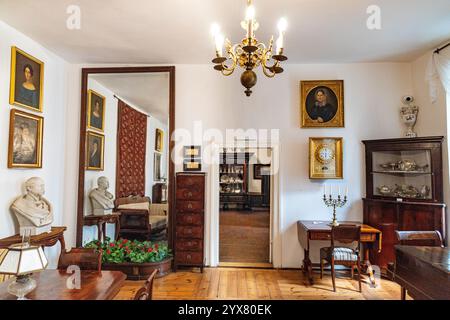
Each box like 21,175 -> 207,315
316,145 -> 335,164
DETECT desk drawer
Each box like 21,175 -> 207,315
310,232 -> 331,241
176,188 -> 204,201
360,234 -> 376,242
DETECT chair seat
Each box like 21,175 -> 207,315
320,246 -> 358,261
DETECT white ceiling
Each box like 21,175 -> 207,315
0,0 -> 449,63
90,72 -> 169,122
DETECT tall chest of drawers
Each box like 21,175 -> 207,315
174,172 -> 206,272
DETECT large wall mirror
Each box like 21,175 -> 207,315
76,67 -> 175,250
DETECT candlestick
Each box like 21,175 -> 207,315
322,191 -> 348,227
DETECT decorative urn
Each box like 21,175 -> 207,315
400,95 -> 419,138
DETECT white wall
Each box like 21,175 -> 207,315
146,117 -> 169,195
412,52 -> 449,243
175,63 -> 412,267
0,21 -> 68,267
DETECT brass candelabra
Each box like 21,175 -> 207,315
323,194 -> 348,227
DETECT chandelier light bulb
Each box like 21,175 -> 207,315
210,23 -> 221,37
277,17 -> 288,33
215,33 -> 225,56
245,5 -> 255,21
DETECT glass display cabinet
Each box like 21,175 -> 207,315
362,137 -> 446,271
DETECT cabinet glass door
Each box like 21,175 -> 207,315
372,150 -> 432,200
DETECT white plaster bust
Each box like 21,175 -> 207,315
89,176 -> 114,215
11,177 -> 53,236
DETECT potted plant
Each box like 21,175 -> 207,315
84,238 -> 172,280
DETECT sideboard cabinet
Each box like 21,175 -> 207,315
362,136 -> 446,270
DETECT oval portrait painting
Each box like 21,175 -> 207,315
305,86 -> 338,123
300,80 -> 344,127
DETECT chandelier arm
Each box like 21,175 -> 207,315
221,50 -> 238,76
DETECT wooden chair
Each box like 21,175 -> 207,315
58,248 -> 102,272
133,270 -> 158,300
115,196 -> 152,241
394,230 -> 444,300
320,225 -> 362,292
395,230 -> 444,247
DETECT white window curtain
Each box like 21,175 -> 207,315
426,47 -> 450,103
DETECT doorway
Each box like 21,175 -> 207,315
218,148 -> 272,267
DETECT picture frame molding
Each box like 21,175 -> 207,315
9,46 -> 45,113
155,128 -> 164,152
300,80 -> 344,128
8,108 -> 44,169
87,89 -> 106,132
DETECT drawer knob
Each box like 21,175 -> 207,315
187,254 -> 192,260
186,229 -> 192,234
188,241 -> 192,246
187,192 -> 193,197
187,216 -> 193,223
187,203 -> 193,209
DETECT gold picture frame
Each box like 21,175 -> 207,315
86,131 -> 105,171
87,89 -> 106,132
9,47 -> 44,112
155,128 -> 164,152
8,109 -> 44,168
300,80 -> 344,128
309,137 -> 343,179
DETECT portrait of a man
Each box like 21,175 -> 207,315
10,47 -> 44,112
8,109 -> 43,168
87,90 -> 105,131
86,132 -> 104,170
301,80 -> 344,128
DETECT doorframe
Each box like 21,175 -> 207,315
206,141 -> 282,268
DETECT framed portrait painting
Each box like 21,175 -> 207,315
9,47 -> 44,112
300,80 -> 344,128
155,128 -> 163,152
86,132 -> 104,171
253,164 -> 270,179
8,109 -> 43,168
87,89 -> 106,132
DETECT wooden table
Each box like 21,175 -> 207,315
394,245 -> 450,300
297,220 -> 382,285
0,270 -> 126,300
84,213 -> 120,242
0,226 -> 66,250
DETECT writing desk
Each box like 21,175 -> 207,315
297,220 -> 382,285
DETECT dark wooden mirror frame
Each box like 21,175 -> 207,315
76,66 -> 176,249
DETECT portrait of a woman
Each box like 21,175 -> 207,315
87,90 -> 105,131
300,80 -> 344,128
10,47 -> 43,112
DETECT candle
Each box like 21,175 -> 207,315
246,5 -> 255,39
323,184 -> 326,196
215,33 -> 224,57
276,18 -> 287,54
338,186 -> 341,196
345,186 -> 348,197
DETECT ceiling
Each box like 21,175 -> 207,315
90,72 -> 169,122
0,0 -> 449,63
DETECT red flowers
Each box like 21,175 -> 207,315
106,249 -> 111,255
109,243 -> 115,248
147,248 -> 153,253
155,243 -> 159,250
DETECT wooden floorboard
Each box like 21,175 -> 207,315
115,267 -> 406,300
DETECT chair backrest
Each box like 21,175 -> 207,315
395,230 -> 444,247
134,269 -> 158,300
58,248 -> 102,272
331,224 -> 361,250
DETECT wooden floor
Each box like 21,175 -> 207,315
219,210 -> 270,263
115,267 -> 405,300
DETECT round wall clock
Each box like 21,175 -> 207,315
315,144 -> 335,164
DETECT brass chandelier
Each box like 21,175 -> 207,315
211,0 -> 288,96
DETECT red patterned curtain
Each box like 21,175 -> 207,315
116,100 -> 147,198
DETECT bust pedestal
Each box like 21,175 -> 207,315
93,208 -> 113,216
